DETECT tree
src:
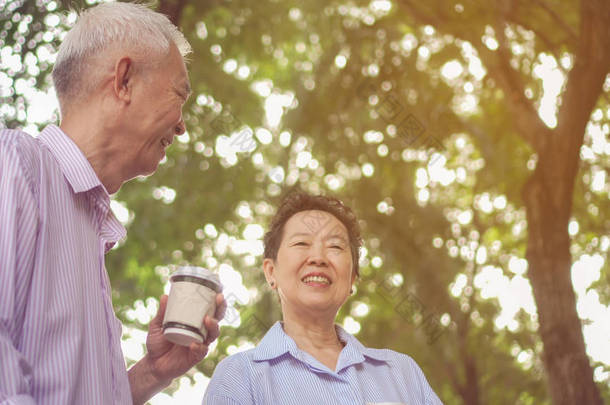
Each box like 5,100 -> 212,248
389,1 -> 609,403
2,0 -> 608,404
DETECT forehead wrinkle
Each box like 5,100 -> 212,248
324,233 -> 348,243
286,230 -> 347,243
287,231 -> 313,239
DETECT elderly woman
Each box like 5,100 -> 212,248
203,192 -> 442,404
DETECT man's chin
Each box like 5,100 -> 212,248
145,163 -> 160,176
136,161 -> 161,178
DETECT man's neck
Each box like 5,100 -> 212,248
60,116 -> 126,195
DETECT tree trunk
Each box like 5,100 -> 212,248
522,2 -> 609,403
523,158 -> 602,405
158,0 -> 188,26
157,0 -> 219,27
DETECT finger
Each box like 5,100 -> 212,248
203,315 -> 220,344
188,342 -> 208,362
151,295 -> 169,328
215,293 -> 227,320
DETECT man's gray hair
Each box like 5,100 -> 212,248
52,2 -> 192,112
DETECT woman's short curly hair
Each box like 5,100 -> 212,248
263,191 -> 363,276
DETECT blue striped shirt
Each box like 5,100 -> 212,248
0,126 -> 131,404
203,321 -> 443,405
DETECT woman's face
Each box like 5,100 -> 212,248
263,210 -> 356,318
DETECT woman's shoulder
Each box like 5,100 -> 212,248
360,345 -> 439,396
204,350 -> 258,404
213,348 -> 257,376
212,321 -> 286,376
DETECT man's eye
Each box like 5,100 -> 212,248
330,245 -> 344,250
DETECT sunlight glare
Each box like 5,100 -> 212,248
533,53 -> 565,128
441,60 -> 463,80
343,316 -> 361,334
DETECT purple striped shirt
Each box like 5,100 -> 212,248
0,125 -> 132,404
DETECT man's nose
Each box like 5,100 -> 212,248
175,117 -> 186,135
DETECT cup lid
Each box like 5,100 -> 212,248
170,266 -> 221,289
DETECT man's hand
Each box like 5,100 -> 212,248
129,293 -> 226,405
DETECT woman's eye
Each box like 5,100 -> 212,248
330,245 -> 344,250
293,241 -> 308,246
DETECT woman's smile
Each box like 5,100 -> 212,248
301,272 -> 332,287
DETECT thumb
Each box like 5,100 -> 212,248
151,294 -> 169,328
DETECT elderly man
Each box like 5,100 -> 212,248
0,3 -> 223,404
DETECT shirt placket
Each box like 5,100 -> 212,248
293,349 -> 362,405
91,190 -> 121,402
336,343 -> 366,405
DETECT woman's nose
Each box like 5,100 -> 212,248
307,243 -> 328,266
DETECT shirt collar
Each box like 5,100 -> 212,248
335,323 -> 393,369
251,321 -> 391,370
38,125 -> 126,249
251,322 -> 296,362
38,125 -> 104,194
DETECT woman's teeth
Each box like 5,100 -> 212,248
302,275 -> 330,284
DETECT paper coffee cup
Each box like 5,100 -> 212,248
162,266 -> 222,346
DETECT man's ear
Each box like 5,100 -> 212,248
114,56 -> 134,103
263,258 -> 276,287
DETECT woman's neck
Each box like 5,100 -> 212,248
281,309 -> 345,370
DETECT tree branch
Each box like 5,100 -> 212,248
531,0 -> 579,45
491,13 -> 551,152
548,0 -> 610,184
503,16 -> 569,77
397,0 -> 551,152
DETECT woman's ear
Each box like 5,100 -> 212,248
263,258 -> 276,288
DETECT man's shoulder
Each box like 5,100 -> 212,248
1,128 -> 48,194
1,127 -> 39,147
0,127 -> 43,163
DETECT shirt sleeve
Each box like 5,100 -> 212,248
402,354 -> 444,405
202,354 -> 253,405
0,138 -> 39,404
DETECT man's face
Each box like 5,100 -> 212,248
126,44 -> 191,176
